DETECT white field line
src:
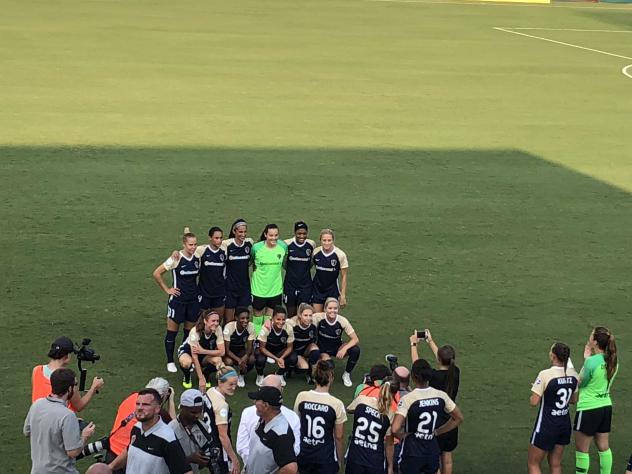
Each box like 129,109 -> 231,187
508,27 -> 632,33
494,27 -> 632,80
623,64 -> 632,78
366,0 -> 632,11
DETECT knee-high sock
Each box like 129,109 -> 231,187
345,346 -> 361,373
165,330 -> 178,363
598,449 -> 612,474
576,451 -> 590,474
182,328 -> 191,344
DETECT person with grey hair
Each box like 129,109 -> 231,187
246,386 -> 298,474
236,375 -> 300,465
85,463 -> 112,474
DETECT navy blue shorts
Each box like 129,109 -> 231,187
531,423 -> 571,451
398,456 -> 440,474
298,460 -> 339,474
312,285 -> 340,305
437,427 -> 458,453
167,299 -> 200,324
283,285 -> 313,309
225,290 -> 251,309
199,294 -> 226,310
345,460 -> 386,474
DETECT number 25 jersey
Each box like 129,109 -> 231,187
294,390 -> 347,465
396,387 -> 456,458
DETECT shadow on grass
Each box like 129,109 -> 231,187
1,146 -> 630,473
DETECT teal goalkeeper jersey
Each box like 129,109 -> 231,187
251,241 -> 288,297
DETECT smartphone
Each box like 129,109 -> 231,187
416,330 -> 426,340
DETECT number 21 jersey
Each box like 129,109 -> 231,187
294,390 -> 347,465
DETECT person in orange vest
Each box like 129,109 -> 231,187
104,377 -> 176,474
31,336 -> 104,412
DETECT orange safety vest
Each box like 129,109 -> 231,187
31,365 -> 77,412
359,384 -> 400,412
109,392 -> 139,456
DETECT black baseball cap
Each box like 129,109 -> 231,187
248,386 -> 283,407
48,336 -> 75,357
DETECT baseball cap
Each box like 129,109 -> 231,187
248,386 -> 283,407
49,336 -> 75,355
180,389 -> 204,408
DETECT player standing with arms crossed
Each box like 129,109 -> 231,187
574,327 -> 618,474
153,232 -> 201,373
284,221 -> 315,317
222,219 -> 253,324
527,342 -> 578,474
251,224 -> 288,334
312,229 -> 349,312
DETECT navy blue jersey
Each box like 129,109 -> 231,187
288,317 -> 317,354
346,396 -> 393,469
187,326 -> 224,352
196,245 -> 226,298
258,324 -> 294,354
294,390 -> 347,465
312,246 -> 348,293
203,388 -> 233,461
396,388 -> 456,459
222,321 -> 255,353
284,238 -> 315,289
312,313 -> 355,354
531,367 -> 579,433
163,252 -> 200,303
222,238 -> 253,293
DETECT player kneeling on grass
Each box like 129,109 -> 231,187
178,310 -> 225,391
287,303 -> 321,384
391,359 -> 464,474
256,306 -> 297,387
222,306 -> 256,388
528,342 -> 578,474
313,297 -> 360,387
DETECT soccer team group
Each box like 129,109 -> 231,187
148,219 -> 623,474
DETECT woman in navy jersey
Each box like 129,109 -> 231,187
294,360 -> 348,474
312,229 -> 349,312
391,359 -> 464,474
410,330 -> 460,474
527,342 -> 578,474
153,232 -> 201,373
284,221 -> 316,317
222,218 -> 253,324
195,226 -> 227,319
255,306 -> 297,387
222,307 -> 255,388
313,297 -> 360,388
288,303 -> 321,384
346,376 -> 398,474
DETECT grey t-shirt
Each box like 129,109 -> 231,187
168,418 -> 208,474
246,412 -> 296,474
23,396 -> 83,474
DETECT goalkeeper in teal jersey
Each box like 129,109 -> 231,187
251,224 -> 288,334
574,326 -> 618,474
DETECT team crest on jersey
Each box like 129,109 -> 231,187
220,253 -> 225,261
245,247 -> 250,254
277,254 -> 282,259
309,331 -> 314,338
194,261 -> 200,268
306,249 -> 312,256
335,329 -> 342,336
281,337 -> 287,344
331,259 -> 337,267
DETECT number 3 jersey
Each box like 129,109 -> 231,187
531,366 -> 578,434
346,395 -> 394,469
294,390 -> 347,465
396,387 -> 456,458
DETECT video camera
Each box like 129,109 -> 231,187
75,338 -> 100,391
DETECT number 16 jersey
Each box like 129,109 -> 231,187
294,390 -> 347,465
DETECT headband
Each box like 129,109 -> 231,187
219,370 -> 238,381
233,221 -> 247,229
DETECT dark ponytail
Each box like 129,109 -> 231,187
551,342 -> 571,375
208,226 -> 223,238
594,327 -> 618,383
228,218 -> 247,238
259,223 -> 279,242
437,345 -> 458,399
312,360 -> 334,387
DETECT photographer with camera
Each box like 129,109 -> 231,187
410,329 -> 460,474
32,336 -> 104,412
24,367 -> 97,474
169,389 -> 212,474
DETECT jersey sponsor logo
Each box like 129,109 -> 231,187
550,408 -> 569,416
180,269 -> 200,275
288,256 -> 310,262
303,402 -> 330,412
204,261 -> 225,267
229,255 -> 250,260
315,265 -> 335,272
353,438 -> 378,450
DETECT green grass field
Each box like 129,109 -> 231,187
2,0 -> 631,472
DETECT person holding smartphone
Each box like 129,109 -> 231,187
410,330 -> 460,474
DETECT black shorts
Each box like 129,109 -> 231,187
530,423 -> 570,451
437,427 -> 458,453
283,285 -> 313,309
298,460 -> 339,474
312,285 -> 340,305
252,294 -> 282,311
345,461 -> 386,474
167,299 -> 200,324
398,456 -> 440,474
321,342 -> 343,358
574,406 -> 612,436
177,343 -> 217,361
199,294 -> 226,310
225,289 -> 251,309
